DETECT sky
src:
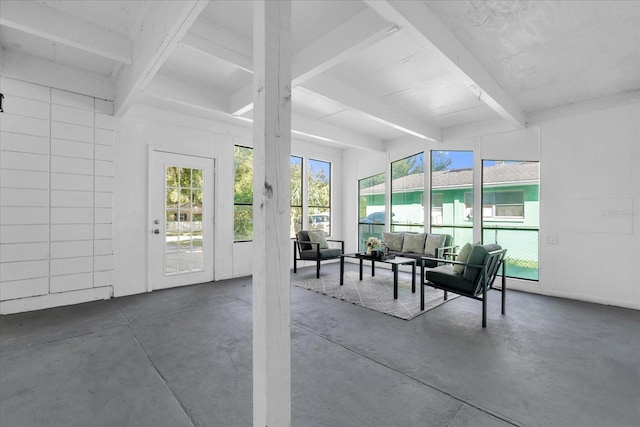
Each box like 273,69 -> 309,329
438,151 -> 522,169
439,150 -> 473,170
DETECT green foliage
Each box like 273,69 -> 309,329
308,160 -> 330,207
392,153 -> 424,179
234,146 -> 254,240
431,151 -> 453,171
166,167 -> 203,205
234,205 -> 253,241
234,146 -> 253,204
233,151 -> 332,240
291,159 -> 302,206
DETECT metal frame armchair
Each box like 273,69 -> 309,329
293,231 -> 344,279
420,244 -> 507,327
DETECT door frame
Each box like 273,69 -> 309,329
147,146 -> 216,292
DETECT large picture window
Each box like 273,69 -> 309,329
233,146 -> 253,242
430,150 -> 474,245
358,173 -> 385,251
234,151 -> 332,240
308,159 -> 331,236
391,153 -> 424,233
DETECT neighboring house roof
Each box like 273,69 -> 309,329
361,162 -> 539,194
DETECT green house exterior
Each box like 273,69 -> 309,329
360,162 -> 539,280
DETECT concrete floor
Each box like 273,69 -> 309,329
1,263 -> 639,427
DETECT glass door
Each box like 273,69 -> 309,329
150,151 -> 214,290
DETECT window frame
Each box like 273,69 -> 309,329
390,152 -> 425,233
233,145 -> 254,242
307,158 -> 332,236
482,190 -> 525,220
358,172 -> 386,252
290,155 -> 303,238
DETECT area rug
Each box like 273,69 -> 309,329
292,271 -> 458,320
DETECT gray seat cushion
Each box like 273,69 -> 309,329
299,248 -> 342,260
426,265 -> 475,295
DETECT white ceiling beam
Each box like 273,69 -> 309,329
1,49 -> 114,101
182,20 -> 253,73
144,73 -> 229,113
364,0 -> 526,128
0,1 -> 132,64
292,114 -> 384,152
230,8 -> 396,115
301,74 -> 442,142
114,0 -> 209,117
141,76 -> 382,152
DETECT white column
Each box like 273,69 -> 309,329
252,1 -> 292,426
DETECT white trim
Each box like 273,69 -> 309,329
0,286 -> 112,315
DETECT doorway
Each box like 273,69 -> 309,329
149,150 -> 215,290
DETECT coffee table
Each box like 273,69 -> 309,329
340,253 -> 416,299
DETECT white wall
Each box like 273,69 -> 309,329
342,148 -> 387,254
114,105 -> 344,298
343,101 -> 640,309
535,102 -> 639,309
2,79 -> 636,311
1,77 -> 114,314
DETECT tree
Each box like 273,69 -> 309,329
308,165 -> 329,207
432,151 -> 452,171
391,153 -> 424,179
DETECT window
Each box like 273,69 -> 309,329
308,159 -> 331,236
482,160 -> 539,281
165,166 -> 204,273
430,150 -> 474,245
358,173 -> 385,251
234,150 -> 332,240
233,146 -> 253,241
290,156 -> 303,238
391,152 -> 424,233
482,191 -> 524,218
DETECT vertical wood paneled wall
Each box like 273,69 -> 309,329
0,77 -> 114,314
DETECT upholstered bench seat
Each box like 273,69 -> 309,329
382,232 -> 455,268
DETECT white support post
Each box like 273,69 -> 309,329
252,1 -> 292,426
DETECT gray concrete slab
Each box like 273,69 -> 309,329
116,280 -> 241,324
291,265 -> 640,427
290,325 -> 463,427
1,263 -> 638,427
0,326 -> 193,427
0,299 -> 127,354
127,299 -> 254,426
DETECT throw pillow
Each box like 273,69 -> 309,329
401,233 -> 426,254
453,242 -> 472,275
383,232 -> 404,251
424,234 -> 446,256
308,230 -> 329,249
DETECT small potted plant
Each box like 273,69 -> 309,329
365,237 -> 381,255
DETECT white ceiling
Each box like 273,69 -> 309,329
1,0 -> 639,150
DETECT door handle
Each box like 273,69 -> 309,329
153,229 -> 160,234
